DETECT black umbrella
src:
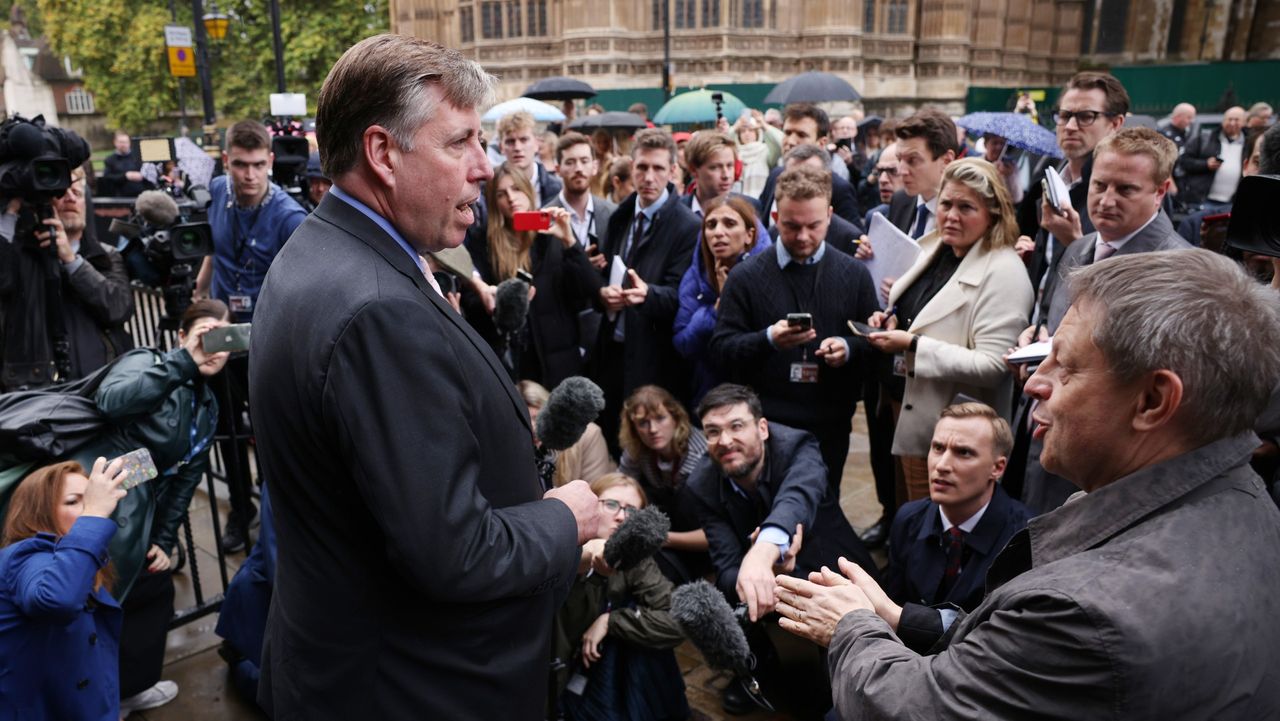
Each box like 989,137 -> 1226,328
568,112 -> 647,131
764,71 -> 861,104
857,114 -> 884,130
523,76 -> 597,101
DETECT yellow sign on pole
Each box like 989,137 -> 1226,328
167,46 -> 196,77
165,25 -> 196,78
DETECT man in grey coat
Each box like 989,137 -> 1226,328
773,248 -> 1280,720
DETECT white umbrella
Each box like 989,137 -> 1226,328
482,96 -> 566,123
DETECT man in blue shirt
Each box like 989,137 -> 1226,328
195,119 -> 306,553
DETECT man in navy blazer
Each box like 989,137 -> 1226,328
880,402 -> 1031,650
249,36 -> 598,720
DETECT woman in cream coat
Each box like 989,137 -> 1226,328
866,158 -> 1033,499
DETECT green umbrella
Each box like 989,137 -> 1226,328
653,89 -> 747,125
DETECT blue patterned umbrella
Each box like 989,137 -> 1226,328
956,112 -> 1062,159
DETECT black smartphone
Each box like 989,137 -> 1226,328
846,320 -> 876,337
515,268 -> 534,284
433,271 -> 458,295
787,312 -> 813,331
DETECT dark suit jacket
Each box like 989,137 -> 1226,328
1176,130 -> 1231,207
685,423 -> 879,599
882,484 -> 1032,612
541,192 -> 616,251
535,162 -> 563,207
595,185 -> 700,398
249,193 -> 580,720
886,189 -> 917,235
1023,157 -> 1097,298
757,166 -> 862,230
678,190 -> 763,216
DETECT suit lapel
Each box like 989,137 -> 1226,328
909,242 -> 994,332
314,195 -> 531,430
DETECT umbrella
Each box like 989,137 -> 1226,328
857,114 -> 884,130
653,89 -> 747,126
482,97 -> 565,123
568,112 -> 648,131
523,76 -> 596,101
955,111 -> 1062,159
764,71 -> 861,104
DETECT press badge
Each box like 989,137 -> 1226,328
892,353 -> 908,378
228,295 -> 253,313
790,361 -> 819,383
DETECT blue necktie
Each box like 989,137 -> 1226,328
912,205 -> 931,239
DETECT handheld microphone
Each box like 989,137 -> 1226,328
603,507 -> 670,571
670,580 -> 775,712
493,278 -> 530,335
134,190 -> 181,228
536,376 -> 605,452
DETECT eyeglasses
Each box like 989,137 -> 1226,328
1054,110 -> 1117,128
874,166 -> 899,176
599,499 -> 638,517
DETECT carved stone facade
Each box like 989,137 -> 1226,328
389,0 -> 1276,115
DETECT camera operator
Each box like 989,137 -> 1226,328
194,119 -> 306,553
0,119 -> 123,391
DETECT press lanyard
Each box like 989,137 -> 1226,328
167,392 -> 213,474
230,204 -> 264,293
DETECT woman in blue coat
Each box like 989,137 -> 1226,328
673,196 -> 770,406
0,457 -> 129,720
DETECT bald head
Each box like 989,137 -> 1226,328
1171,103 -> 1196,130
1223,107 -> 1246,140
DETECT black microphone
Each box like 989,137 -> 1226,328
603,506 -> 670,571
493,278 -> 530,335
134,190 -> 181,228
536,376 -> 605,452
670,581 -> 775,712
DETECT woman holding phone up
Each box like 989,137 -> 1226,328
464,162 -> 604,387
0,457 -> 129,719
63,298 -> 230,714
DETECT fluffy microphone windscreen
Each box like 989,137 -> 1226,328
603,506 -> 670,571
670,580 -> 752,674
134,190 -> 181,227
536,376 -> 605,451
493,278 -> 530,334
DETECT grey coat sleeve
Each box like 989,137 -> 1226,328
65,244 -> 135,327
827,590 -> 1120,721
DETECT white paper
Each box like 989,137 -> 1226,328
1044,166 -> 1071,212
606,256 -> 627,321
1007,339 -> 1052,364
865,213 -> 923,309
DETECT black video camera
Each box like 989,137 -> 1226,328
0,114 -> 90,250
110,187 -> 213,328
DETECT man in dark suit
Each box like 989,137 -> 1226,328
711,165 -> 878,494
686,383 -> 877,716
1013,127 -> 1191,514
542,132 -> 616,256
881,403 -> 1031,652
498,109 -> 562,207
594,128 -> 701,448
248,35 -> 598,720
757,144 -> 862,231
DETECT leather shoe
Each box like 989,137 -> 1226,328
858,517 -> 890,549
721,678 -> 756,716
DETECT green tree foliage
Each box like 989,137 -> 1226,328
35,1 -> 387,132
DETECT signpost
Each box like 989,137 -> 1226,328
164,25 -> 196,78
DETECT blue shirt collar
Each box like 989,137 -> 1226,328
775,238 -> 826,269
329,185 -> 424,273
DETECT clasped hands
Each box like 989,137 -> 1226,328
773,557 -> 903,648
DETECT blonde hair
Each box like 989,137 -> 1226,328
589,472 -> 649,508
775,164 -> 832,203
618,385 -> 693,463
1093,127 -> 1178,186
938,158 -> 1018,251
684,131 -> 737,170
497,110 -> 536,140
938,402 -> 1014,458
484,163 -> 535,281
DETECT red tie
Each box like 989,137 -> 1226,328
938,527 -> 965,598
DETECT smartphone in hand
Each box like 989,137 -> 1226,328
114,448 -> 159,490
202,323 -> 252,354
787,313 -> 813,331
512,211 -> 552,232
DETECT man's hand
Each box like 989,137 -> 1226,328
146,544 -> 172,573
622,269 -> 648,306
579,537 -> 606,574
586,244 -> 607,270
837,557 -> 901,630
581,612 -> 610,668
774,566 -> 875,647
815,337 -> 848,367
544,480 -> 600,545
1014,235 -> 1036,262
126,170 -> 143,183
737,539 -> 783,622
600,285 -> 627,312
1040,196 -> 1082,245
34,216 -> 75,264
768,319 -> 817,350
1004,323 -> 1049,380
1207,157 -> 1222,171
854,235 -> 873,260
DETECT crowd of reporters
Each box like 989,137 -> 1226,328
1,64 -> 1278,720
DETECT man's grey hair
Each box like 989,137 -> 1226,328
1068,249 -> 1280,445
784,143 -> 832,168
316,34 -> 496,177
